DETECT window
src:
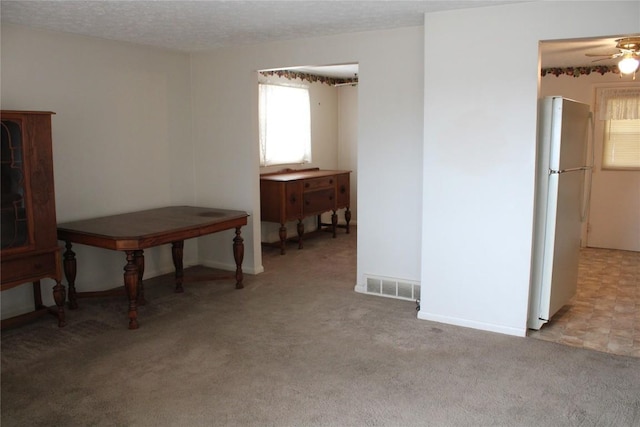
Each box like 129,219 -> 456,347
602,118 -> 640,169
598,87 -> 640,170
258,83 -> 311,167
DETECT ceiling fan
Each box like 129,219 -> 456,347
585,37 -> 640,75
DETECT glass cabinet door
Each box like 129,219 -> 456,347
1,119 -> 30,250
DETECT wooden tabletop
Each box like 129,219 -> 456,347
57,206 -> 249,251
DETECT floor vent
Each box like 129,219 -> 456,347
364,274 -> 420,302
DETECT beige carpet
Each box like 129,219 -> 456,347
2,226 -> 640,426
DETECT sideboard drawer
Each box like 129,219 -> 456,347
1,250 -> 59,290
336,173 -> 350,207
284,182 -> 302,220
303,188 -> 335,215
303,176 -> 335,191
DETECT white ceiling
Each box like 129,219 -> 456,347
0,1 -> 528,52
0,1 -> 637,77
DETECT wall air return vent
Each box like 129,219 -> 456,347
364,274 -> 420,302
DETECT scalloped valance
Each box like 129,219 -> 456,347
259,70 -> 357,86
541,65 -> 623,78
266,66 -> 626,81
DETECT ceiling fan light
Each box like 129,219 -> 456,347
618,55 -> 639,74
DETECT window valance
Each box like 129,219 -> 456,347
598,87 -> 640,120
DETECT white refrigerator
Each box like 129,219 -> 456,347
528,96 -> 592,330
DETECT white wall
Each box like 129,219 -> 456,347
190,27 -> 424,286
419,1 -> 640,336
338,85 -> 359,225
1,25 -> 194,319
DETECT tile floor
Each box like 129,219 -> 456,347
528,247 -> 640,358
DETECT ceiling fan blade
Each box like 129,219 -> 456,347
591,57 -> 616,63
585,53 -> 617,58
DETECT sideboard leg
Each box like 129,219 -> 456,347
331,211 -> 338,238
52,280 -> 67,327
345,208 -> 351,234
297,220 -> 304,249
33,280 -> 43,309
279,224 -> 287,255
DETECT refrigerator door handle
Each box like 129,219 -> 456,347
549,166 -> 590,174
581,167 -> 592,222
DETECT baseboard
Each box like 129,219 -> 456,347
417,310 -> 527,337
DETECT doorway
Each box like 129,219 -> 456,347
256,63 -> 359,267
587,84 -> 640,252
530,36 -> 640,357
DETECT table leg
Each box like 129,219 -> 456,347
172,241 -> 184,293
278,224 -> 287,255
134,250 -> 146,305
234,226 -> 245,289
63,241 -> 78,309
123,250 -> 139,330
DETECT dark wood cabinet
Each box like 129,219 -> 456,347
260,168 -> 351,254
1,110 -> 65,328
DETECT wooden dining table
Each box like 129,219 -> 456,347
57,206 -> 249,329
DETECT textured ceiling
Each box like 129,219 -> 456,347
0,1 -> 636,75
0,0 -> 527,52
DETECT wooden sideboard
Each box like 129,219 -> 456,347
260,168 -> 351,254
1,110 -> 66,329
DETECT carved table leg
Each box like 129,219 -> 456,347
63,241 -> 78,309
345,207 -> 351,234
123,250 -> 139,330
233,227 -> 245,289
52,280 -> 67,327
172,241 -> 184,293
331,210 -> 338,238
297,219 -> 304,249
134,250 -> 146,305
278,224 -> 287,255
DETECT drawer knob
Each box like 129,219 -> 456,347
340,185 -> 346,194
289,194 -> 297,204
305,183 -> 310,188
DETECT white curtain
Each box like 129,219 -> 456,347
259,84 -> 311,166
598,87 -> 640,120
